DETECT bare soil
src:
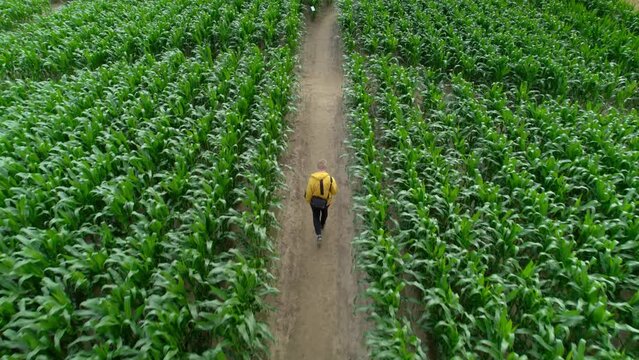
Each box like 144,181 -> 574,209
50,0 -> 65,12
627,0 -> 639,10
268,5 -> 366,360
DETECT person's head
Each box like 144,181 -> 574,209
317,159 -> 328,171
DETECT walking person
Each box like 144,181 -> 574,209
304,160 -> 338,244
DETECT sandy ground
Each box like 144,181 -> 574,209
51,1 -> 65,11
627,0 -> 639,10
268,5 -> 367,360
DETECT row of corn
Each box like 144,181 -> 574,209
0,0 -> 49,31
339,0 -> 638,358
0,0 -> 296,80
0,0 -> 302,358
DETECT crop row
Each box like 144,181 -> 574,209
575,0 -> 639,34
0,0 -> 302,358
0,0 -> 290,81
339,0 -> 639,358
0,0 -> 49,30
341,0 -> 639,108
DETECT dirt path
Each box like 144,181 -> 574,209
50,0 -> 65,12
268,5 -> 366,360
627,0 -> 639,10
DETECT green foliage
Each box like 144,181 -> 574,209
339,0 -> 639,358
0,0 -> 49,31
0,0 -> 303,357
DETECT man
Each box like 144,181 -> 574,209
304,159 -> 338,243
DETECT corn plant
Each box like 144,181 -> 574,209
0,0 -> 302,358
574,0 -> 639,34
0,0 -> 49,30
0,0 -> 275,81
339,0 -> 639,357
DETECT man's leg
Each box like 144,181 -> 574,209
311,206 -> 322,235
320,206 -> 329,229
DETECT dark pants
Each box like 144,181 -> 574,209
311,206 -> 328,235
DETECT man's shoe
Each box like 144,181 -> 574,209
317,234 -> 322,242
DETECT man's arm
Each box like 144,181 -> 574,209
330,176 -> 338,195
304,178 -> 313,203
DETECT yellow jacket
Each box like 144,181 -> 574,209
305,171 -> 338,206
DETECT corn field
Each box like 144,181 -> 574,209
338,0 -> 639,358
0,0 -> 49,31
0,0 -> 302,358
3,0 -> 639,358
